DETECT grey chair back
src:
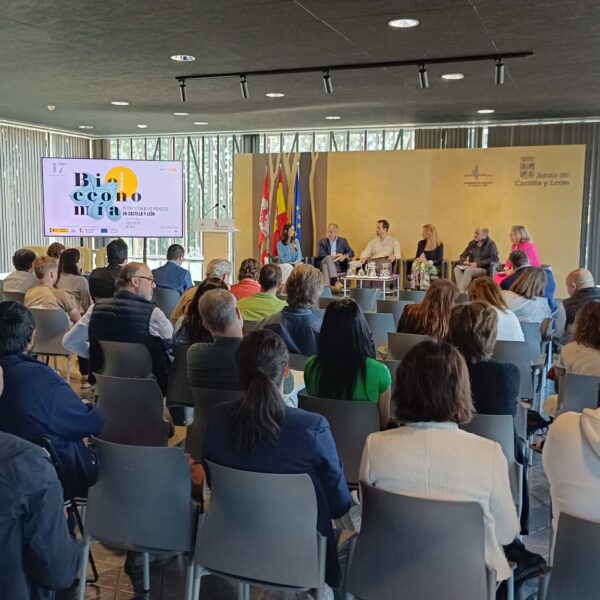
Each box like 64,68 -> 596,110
195,461 -> 326,590
320,286 -> 333,298
364,312 -> 396,349
297,393 -> 379,485
397,290 -> 426,303
185,387 -> 245,461
349,288 -> 379,312
346,485 -> 493,600
242,319 -> 259,336
166,342 -> 194,408
376,299 -> 415,327
3,290 -> 25,303
520,321 -> 543,352
30,308 -> 71,356
97,340 -> 153,378
493,340 -> 534,400
379,359 -> 400,393
318,296 -> 340,309
152,287 -> 181,319
289,353 -> 309,371
387,332 -> 432,360
546,513 -> 600,600
95,374 -> 170,446
558,373 -> 600,413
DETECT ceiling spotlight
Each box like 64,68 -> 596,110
173,112 -> 189,116
325,115 -> 341,120
179,80 -> 186,102
477,109 -> 495,114
240,75 -> 249,99
265,92 -> 285,98
388,18 -> 420,28
47,104 -> 56,111
441,73 -> 464,80
111,101 -> 130,106
193,121 -> 208,125
495,58 -> 505,85
418,64 -> 429,89
78,125 -> 94,129
170,54 -> 195,62
137,124 -> 148,129
323,70 -> 333,94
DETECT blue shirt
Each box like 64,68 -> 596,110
277,240 -> 302,264
260,307 -> 321,355
152,261 -> 194,295
330,238 -> 337,256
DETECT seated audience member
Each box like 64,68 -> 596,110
495,225 -> 541,286
24,256 -> 81,323
187,289 -> 243,389
261,264 -> 323,355
360,219 -> 401,272
467,276 -> 524,341
453,226 -> 499,293
409,223 -> 444,291
554,268 -> 600,345
397,279 -> 459,340
152,243 -> 194,295
0,301 -> 103,497
499,250 -> 557,313
89,238 -> 128,300
238,263 -> 287,322
560,301 -> 600,375
359,340 -> 519,582
172,258 -> 232,320
277,223 -> 302,283
3,248 -> 37,293
0,430 -> 81,599
173,277 -> 229,345
56,248 -> 92,312
230,258 -> 261,301
450,302 -> 520,416
502,267 -> 552,323
318,223 -> 354,293
88,262 -> 173,394
204,329 -> 352,588
46,242 -> 65,259
304,298 -> 391,428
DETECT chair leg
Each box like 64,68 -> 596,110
506,572 -> 515,600
192,567 -> 203,599
66,353 -> 71,382
78,536 -> 91,600
70,503 -> 98,583
142,552 -> 150,592
184,561 -> 195,600
538,571 -> 550,600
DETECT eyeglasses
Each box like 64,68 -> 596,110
128,275 -> 155,283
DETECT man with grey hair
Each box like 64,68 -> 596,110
317,223 -> 354,293
453,226 -> 499,293
187,288 -> 243,389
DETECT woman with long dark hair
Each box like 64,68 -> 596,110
203,329 -> 352,589
276,223 -> 302,282
304,298 -> 391,428
55,248 -> 91,312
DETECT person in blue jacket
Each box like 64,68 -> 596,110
0,301 -> 103,498
152,243 -> 194,295
203,329 -> 352,588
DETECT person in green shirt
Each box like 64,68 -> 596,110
238,263 -> 287,322
304,298 -> 392,429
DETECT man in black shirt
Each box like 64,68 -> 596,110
453,226 -> 499,292
89,238 -> 128,300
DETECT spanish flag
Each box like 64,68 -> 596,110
272,168 -> 287,256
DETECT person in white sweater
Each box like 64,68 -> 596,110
360,340 -> 520,581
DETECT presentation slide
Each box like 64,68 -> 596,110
42,158 -> 184,237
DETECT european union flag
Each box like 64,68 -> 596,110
293,169 -> 302,243
101,228 -> 108,233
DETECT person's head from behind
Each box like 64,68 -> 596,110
509,225 -> 532,245
467,276 -> 508,312
233,329 -> 290,451
510,266 -> 547,299
422,223 -> 440,246
0,301 -> 35,355
573,301 -> 600,350
46,242 -> 65,259
508,249 -> 529,271
326,223 -> 339,241
206,258 -> 232,284
411,279 -> 459,339
376,219 -> 389,238
316,298 -> 375,398
474,226 -> 489,241
12,249 -> 36,272
566,268 -> 595,296
183,277 -> 229,343
198,289 -> 242,337
115,262 -> 155,301
57,248 -> 81,281
281,223 -> 295,245
393,341 -> 473,424
285,264 -> 323,308
238,258 -> 259,282
449,301 -> 498,363
258,263 -> 282,293
106,238 -> 128,267
33,256 -> 58,284
166,243 -> 185,264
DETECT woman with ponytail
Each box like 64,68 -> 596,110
203,329 -> 352,588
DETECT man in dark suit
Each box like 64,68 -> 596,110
317,223 -> 354,292
152,243 -> 194,295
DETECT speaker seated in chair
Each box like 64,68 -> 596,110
403,224 -> 446,291
316,223 -> 355,292
452,227 -> 500,293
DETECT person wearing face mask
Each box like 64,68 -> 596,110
317,223 -> 354,293
453,226 -> 499,293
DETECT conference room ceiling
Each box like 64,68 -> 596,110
0,0 -> 599,136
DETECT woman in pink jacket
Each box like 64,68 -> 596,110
494,225 -> 541,285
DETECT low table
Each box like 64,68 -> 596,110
341,274 -> 400,300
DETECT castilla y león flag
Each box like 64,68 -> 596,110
258,170 -> 270,260
272,169 -> 287,255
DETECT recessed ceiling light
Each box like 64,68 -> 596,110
441,73 -> 464,80
170,54 -> 196,62
173,112 -> 189,116
193,121 -> 208,125
137,124 -> 148,129
78,125 -> 94,129
111,101 -> 130,106
47,104 -> 56,111
325,115 -> 341,120
388,18 -> 420,29
477,109 -> 495,114
265,92 -> 285,98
